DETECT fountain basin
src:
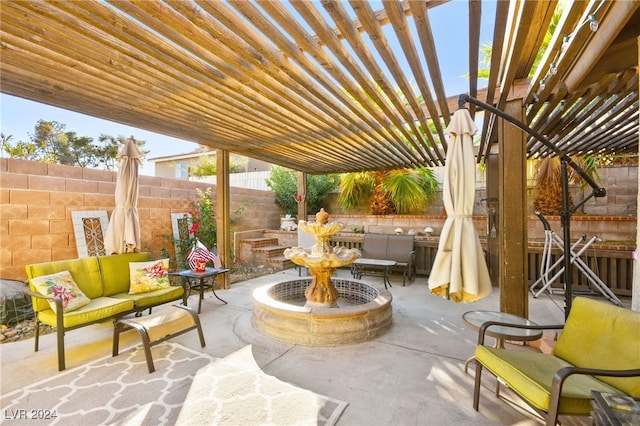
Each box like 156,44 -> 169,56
252,278 -> 392,346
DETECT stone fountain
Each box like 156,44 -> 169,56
285,208 -> 359,308
252,209 -> 393,346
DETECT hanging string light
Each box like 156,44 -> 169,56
588,14 -> 599,32
533,1 -> 604,108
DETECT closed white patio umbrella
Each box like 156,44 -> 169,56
105,138 -> 141,254
428,108 -> 491,302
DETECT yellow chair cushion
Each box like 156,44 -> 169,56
475,297 -> 640,416
36,297 -> 134,328
98,252 -> 151,296
554,297 -> 640,397
111,285 -> 184,309
475,346 -> 621,414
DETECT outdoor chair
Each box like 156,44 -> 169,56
361,234 -> 415,285
296,226 -> 316,276
472,297 -> 640,425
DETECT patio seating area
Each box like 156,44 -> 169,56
1,268 -> 603,425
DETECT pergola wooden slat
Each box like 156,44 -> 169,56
1,0 -> 637,172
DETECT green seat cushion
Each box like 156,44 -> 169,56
98,252 -> 151,296
476,346 -> 621,414
36,297 -> 134,328
111,285 -> 184,309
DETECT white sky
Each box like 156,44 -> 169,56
0,1 -> 495,177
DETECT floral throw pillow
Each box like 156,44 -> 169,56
129,259 -> 170,294
31,271 -> 91,313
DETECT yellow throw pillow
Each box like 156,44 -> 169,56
129,259 -> 170,294
30,271 -> 91,313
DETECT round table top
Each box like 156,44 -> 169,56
462,310 -> 543,342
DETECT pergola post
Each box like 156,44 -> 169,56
297,172 -> 307,222
216,149 -> 231,289
497,98 -> 528,317
633,35 -> 640,313
485,141 -> 500,287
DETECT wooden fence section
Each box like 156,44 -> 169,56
527,245 -> 634,297
330,234 -> 634,297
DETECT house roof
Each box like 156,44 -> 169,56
1,1 -> 638,174
148,150 -> 214,163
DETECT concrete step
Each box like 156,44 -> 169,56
268,255 -> 296,271
253,245 -> 288,259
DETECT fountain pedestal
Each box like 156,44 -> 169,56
304,267 -> 338,307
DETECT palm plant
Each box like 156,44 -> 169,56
533,156 -> 600,215
339,167 -> 439,215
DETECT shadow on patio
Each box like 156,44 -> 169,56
1,268 -> 600,425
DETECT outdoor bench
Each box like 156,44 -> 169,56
113,305 -> 205,373
353,233 -> 415,285
25,252 -> 184,371
472,296 -> 640,425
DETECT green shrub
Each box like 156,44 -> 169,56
266,166 -> 340,216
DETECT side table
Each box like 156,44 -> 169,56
351,258 -> 397,289
170,267 -> 229,314
591,390 -> 640,426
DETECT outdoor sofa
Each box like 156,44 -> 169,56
25,252 -> 184,371
357,233 -> 415,285
472,296 -> 640,425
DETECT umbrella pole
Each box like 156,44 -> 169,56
460,95 -> 607,318
560,161 -> 573,318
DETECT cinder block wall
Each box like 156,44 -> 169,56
0,158 -> 282,280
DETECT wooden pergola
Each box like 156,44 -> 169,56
2,0 -> 639,314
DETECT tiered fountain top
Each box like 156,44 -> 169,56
285,208 -> 359,266
283,209 -> 360,307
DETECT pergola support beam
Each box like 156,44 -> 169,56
497,98 -> 528,317
216,149 -> 231,289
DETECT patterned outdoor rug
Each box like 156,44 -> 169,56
1,343 -> 348,426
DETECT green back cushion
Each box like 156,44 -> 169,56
363,234 -> 388,259
26,257 -> 103,311
554,297 -> 640,397
98,252 -> 151,296
386,235 -> 414,262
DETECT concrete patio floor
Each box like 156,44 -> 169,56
1,268 -> 595,425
